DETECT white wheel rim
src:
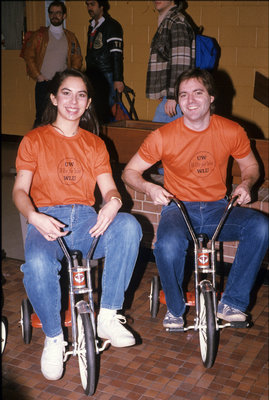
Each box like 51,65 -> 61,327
1,320 -> 7,353
149,280 -> 153,311
199,293 -> 207,362
20,305 -> 24,339
77,314 -> 88,390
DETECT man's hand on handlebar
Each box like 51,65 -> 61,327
232,183 -> 251,206
147,184 -> 173,206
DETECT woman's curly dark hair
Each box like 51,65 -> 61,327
41,68 -> 100,135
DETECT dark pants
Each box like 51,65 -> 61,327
34,81 -> 50,127
86,67 -> 114,124
154,199 -> 269,317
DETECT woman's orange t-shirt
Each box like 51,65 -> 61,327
16,125 -> 112,207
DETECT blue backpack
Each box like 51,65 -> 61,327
195,34 -> 220,70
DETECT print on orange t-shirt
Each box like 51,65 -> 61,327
57,158 -> 84,185
189,151 -> 215,178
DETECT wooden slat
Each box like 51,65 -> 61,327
102,120 -> 163,164
253,71 -> 269,107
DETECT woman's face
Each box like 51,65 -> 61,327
50,76 -> 91,122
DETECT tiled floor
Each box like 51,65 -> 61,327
2,254 -> 268,400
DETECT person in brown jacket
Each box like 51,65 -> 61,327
23,1 -> 82,127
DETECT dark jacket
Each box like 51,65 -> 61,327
86,15 -> 123,82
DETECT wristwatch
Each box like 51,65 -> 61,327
110,196 -> 122,207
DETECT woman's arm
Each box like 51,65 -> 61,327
12,170 -> 67,241
89,173 -> 122,237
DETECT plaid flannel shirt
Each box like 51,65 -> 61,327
146,6 -> 195,100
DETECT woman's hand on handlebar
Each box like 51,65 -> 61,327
28,211 -> 68,241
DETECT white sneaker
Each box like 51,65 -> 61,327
41,333 -> 67,380
97,309 -> 135,347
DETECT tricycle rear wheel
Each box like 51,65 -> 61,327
149,276 -> 160,318
21,298 -> 32,344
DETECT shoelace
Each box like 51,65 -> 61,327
113,314 -> 127,325
44,340 -> 67,354
222,304 -> 245,316
222,304 -> 235,314
166,311 -> 178,320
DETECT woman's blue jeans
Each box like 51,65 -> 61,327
153,198 -> 269,317
21,205 -> 142,337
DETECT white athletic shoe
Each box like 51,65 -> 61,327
41,333 -> 67,380
97,309 -> 135,347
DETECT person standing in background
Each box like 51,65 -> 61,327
23,0 -> 82,127
146,0 -> 195,123
85,0 -> 124,123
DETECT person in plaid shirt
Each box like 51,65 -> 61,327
146,1 -> 195,123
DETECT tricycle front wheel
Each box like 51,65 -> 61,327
199,288 -> 218,368
77,312 -> 96,396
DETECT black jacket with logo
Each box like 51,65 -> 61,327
86,15 -> 123,82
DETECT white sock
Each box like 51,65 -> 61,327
99,308 -> 117,318
45,332 -> 63,343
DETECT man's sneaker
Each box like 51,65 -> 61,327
217,302 -> 247,322
97,310 -> 135,347
163,311 -> 184,329
41,333 -> 67,380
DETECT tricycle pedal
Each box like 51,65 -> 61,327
166,327 -> 185,332
229,321 -> 250,328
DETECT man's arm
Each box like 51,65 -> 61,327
66,31 -> 83,70
164,17 -> 195,116
114,81 -> 124,93
233,150 -> 259,205
23,29 -> 48,81
122,153 -> 173,206
108,19 -> 124,87
167,18 -> 195,100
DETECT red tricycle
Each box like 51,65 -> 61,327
20,236 -> 110,396
149,196 -> 249,368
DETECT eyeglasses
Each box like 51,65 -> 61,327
49,11 -> 63,16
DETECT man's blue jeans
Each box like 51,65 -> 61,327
21,205 -> 142,337
153,96 -> 182,123
153,198 -> 268,317
104,71 -> 116,109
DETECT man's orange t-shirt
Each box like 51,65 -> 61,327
138,114 -> 251,202
16,125 -> 112,207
